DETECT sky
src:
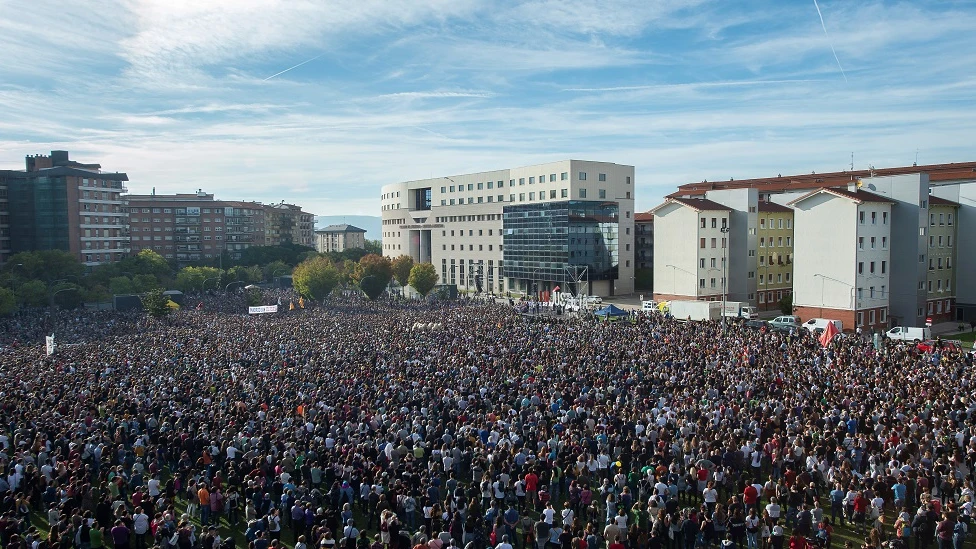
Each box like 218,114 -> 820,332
1,0 -> 974,217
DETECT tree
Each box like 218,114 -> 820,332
141,288 -> 174,318
355,254 -> 393,300
364,239 -> 382,255
408,263 -> 439,297
0,287 -> 15,316
7,250 -> 84,282
16,280 -> 48,307
245,287 -> 263,306
292,256 -> 340,300
132,274 -> 161,292
51,283 -> 83,309
262,260 -> 292,283
391,255 -> 414,288
109,276 -> 137,296
778,295 -> 794,316
175,266 -> 222,292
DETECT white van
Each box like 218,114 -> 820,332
886,326 -> 931,341
803,318 -> 843,332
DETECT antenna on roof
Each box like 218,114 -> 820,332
851,152 -> 854,171
914,149 -> 918,167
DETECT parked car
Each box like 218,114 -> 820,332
803,318 -> 843,333
769,315 -> 801,331
886,326 -> 932,341
744,319 -> 768,330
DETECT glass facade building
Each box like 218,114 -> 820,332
8,174 -> 71,253
503,200 -> 619,290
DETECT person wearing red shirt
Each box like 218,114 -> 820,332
608,536 -> 625,549
525,471 -> 539,509
743,484 -> 759,512
852,492 -> 869,534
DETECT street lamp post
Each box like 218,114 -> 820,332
203,276 -> 221,292
720,226 -> 731,327
664,264 -> 696,297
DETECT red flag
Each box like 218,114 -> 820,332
819,321 -> 840,347
553,285 -> 560,292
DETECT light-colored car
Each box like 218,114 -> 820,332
803,318 -> 843,333
886,326 -> 932,341
769,315 -> 801,331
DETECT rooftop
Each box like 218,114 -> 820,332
788,187 -> 895,206
318,224 -> 367,233
758,201 -> 793,213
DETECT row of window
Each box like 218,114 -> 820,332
857,260 -> 888,274
855,308 -> 887,327
699,238 -> 727,249
434,214 -> 502,223
760,236 -> 792,247
759,272 -> 791,285
929,212 -> 953,226
856,286 -> 887,299
927,257 -> 953,270
759,254 -> 792,266
925,300 -> 953,316
759,218 -> 792,229
699,217 -> 728,229
757,290 -> 790,304
923,279 -> 952,293
698,277 -> 727,289
928,235 -> 953,248
858,211 -> 888,225
857,236 -> 888,250
135,235 -> 226,241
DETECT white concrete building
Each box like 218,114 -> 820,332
789,187 -> 894,331
380,160 -> 635,297
315,224 -> 367,253
651,188 -> 758,304
651,197 -> 732,302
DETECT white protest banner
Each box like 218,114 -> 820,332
248,305 -> 278,314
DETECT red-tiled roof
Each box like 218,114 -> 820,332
671,161 -> 976,198
669,197 -> 730,211
758,201 -> 792,213
928,195 -> 959,207
634,212 -> 654,222
788,187 -> 895,206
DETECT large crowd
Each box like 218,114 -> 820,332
0,293 -> 972,549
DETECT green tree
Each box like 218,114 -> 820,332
355,254 -> 393,300
82,285 -> 111,304
778,295 -> 794,315
121,249 -> 172,278
245,287 -> 264,307
0,287 -> 16,315
141,288 -> 174,318
7,250 -> 84,282
262,260 -> 292,283
175,266 -> 222,292
51,283 -> 83,309
132,274 -> 161,292
292,256 -> 340,300
109,276 -> 137,295
364,239 -> 382,255
408,263 -> 439,297
16,280 -> 48,307
391,255 -> 414,288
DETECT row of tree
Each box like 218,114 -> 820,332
292,254 -> 438,301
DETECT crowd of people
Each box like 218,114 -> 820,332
0,293 -> 972,549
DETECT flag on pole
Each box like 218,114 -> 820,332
289,301 -> 295,311
819,321 -> 840,347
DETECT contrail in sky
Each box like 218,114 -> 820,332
812,0 -> 848,83
263,53 -> 325,81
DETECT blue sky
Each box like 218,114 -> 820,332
1,0 -> 974,216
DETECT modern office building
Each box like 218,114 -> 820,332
380,160 -> 635,297
263,202 -> 315,248
4,151 -> 129,267
757,201 -> 794,311
315,224 -> 367,253
127,190 -> 266,264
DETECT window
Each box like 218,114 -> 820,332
947,257 -> 952,269
930,213 -> 936,226
786,237 -> 792,246
880,285 -> 886,297
929,258 -> 934,271
519,193 -> 525,201
777,237 -> 783,247
778,218 -> 783,229
550,174 -> 556,182
760,219 -> 765,229
519,178 -> 525,185
759,293 -> 765,303
700,258 -> 706,269
710,278 -> 717,288
560,189 -> 568,198
759,256 -> 765,265
919,254 -> 925,263
947,235 -> 953,247
869,310 -> 876,324
859,211 -> 865,224
760,237 -> 765,247
871,212 -> 877,225
938,235 -> 943,247
598,173 -> 606,181
529,192 -> 535,200
919,227 -> 925,236
918,307 -> 924,317
858,262 -> 864,274
937,279 -> 943,291
777,273 -> 782,283
711,238 -> 717,248
700,238 -> 706,249
748,271 -> 755,279
857,312 -> 864,326
919,281 -> 925,290
938,257 -> 943,269
467,184 -> 473,191
528,177 -> 534,184
786,219 -> 792,229
870,237 -> 876,249
477,182 -> 483,190
785,272 -> 791,283
948,213 -> 953,225
560,172 -> 568,180
598,189 -> 606,199
882,237 -> 887,249
578,172 -> 587,180
550,190 -> 556,199
869,286 -> 875,298
699,278 -> 706,288
939,213 -> 944,225
881,261 -> 886,274
882,212 -> 887,224
701,218 -> 707,229
921,200 -> 927,208
579,189 -> 586,198
928,280 -> 933,292
759,274 -> 764,285
711,218 -> 717,228
870,261 -> 875,274
509,179 -> 515,186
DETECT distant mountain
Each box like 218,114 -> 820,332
315,215 -> 382,241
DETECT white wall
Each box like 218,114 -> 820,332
793,193 -> 858,310
705,188 -> 758,304
653,202 -> 703,297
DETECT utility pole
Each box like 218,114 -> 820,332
721,225 -> 731,327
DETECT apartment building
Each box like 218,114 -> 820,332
127,190 -> 266,264
634,213 -> 654,269
757,201 -> 794,311
4,151 -> 128,267
380,160 -> 635,297
315,224 -> 367,253
263,202 -> 315,247
651,198 -> 732,302
668,161 -> 976,324
924,196 -> 957,324
0,172 -> 13,265
789,187 -> 893,332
